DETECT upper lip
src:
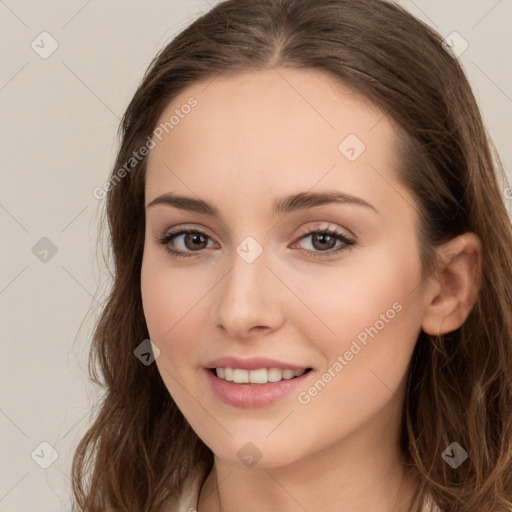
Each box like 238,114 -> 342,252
205,356 -> 311,371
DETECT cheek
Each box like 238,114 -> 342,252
141,254 -> 189,358
141,256 -> 220,439
290,246 -> 423,409
141,248 -> 196,336
289,246 -> 421,345
141,258 -> 201,411
141,257 -> 170,341
294,247 -> 423,411
140,251 -> 215,371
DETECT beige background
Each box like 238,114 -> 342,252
1,1 -> 511,510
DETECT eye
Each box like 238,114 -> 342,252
158,227 -> 216,259
157,224 -> 356,259
291,225 -> 356,259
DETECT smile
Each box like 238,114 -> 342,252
213,367 -> 310,384
206,367 -> 314,408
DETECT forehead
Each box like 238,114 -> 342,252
145,67 -> 408,215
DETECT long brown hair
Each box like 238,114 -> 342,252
71,0 -> 512,510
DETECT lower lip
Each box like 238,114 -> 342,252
205,369 -> 312,408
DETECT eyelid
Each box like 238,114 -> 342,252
294,222 -> 355,240
159,221 -> 354,241
157,222 -> 356,258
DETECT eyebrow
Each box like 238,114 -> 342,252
146,190 -> 379,217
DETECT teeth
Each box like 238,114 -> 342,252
233,369 -> 249,383
282,369 -> 295,379
268,368 -> 282,382
248,368 -> 267,384
214,367 -> 307,384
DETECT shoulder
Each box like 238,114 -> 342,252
161,472 -> 442,512
421,493 -> 443,512
161,471 -> 203,512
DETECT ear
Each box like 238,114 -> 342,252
421,232 -> 482,336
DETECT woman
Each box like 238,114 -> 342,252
71,0 -> 512,511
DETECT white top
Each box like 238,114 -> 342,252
162,472 -> 442,512
162,472 -> 203,512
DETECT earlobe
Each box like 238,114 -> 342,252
421,232 -> 482,336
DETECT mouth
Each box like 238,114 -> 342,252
203,356 -> 315,407
209,367 -> 313,385
205,365 -> 314,407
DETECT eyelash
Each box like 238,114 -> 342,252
158,225 -> 356,260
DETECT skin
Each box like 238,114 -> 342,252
140,67 -> 482,512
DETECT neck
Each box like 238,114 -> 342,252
197,417 -> 420,512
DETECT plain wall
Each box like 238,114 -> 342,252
0,1 -> 511,510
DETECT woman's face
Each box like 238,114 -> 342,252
141,68 -> 430,468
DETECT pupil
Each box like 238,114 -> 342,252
314,233 -> 334,250
187,233 -> 206,249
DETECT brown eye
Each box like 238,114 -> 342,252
310,232 -> 338,251
182,232 -> 209,250
158,228 -> 214,258
293,228 -> 356,259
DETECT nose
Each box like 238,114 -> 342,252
212,242 -> 285,339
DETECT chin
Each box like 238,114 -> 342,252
205,436 -> 308,469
